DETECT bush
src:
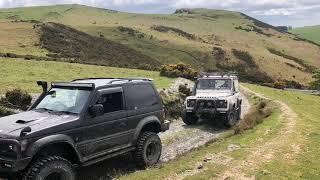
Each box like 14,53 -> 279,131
266,80 -> 305,89
0,106 -> 15,117
151,25 -> 195,40
159,91 -> 184,119
232,49 -> 256,67
234,100 -> 273,134
178,84 -> 192,96
268,48 -> 317,73
310,70 -> 320,90
160,63 -> 198,80
272,81 -> 286,89
2,89 -> 32,110
212,47 -> 226,60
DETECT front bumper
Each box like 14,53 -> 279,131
0,156 -> 31,173
161,120 -> 170,132
0,139 -> 31,173
184,108 -> 229,119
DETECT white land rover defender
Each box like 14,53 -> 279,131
182,73 -> 242,127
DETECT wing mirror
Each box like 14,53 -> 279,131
89,104 -> 104,117
20,127 -> 31,137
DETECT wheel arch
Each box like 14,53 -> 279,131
26,134 -> 82,164
132,116 -> 161,144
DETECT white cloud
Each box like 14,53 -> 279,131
173,0 -> 240,8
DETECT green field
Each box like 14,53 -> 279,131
291,25 -> 320,44
0,4 -> 319,84
0,58 -> 174,93
117,84 -> 320,179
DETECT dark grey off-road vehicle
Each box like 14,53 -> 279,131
0,78 -> 169,180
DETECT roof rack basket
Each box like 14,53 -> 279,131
198,71 -> 238,78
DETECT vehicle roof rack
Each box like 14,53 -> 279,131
108,78 -> 153,84
72,77 -> 153,85
198,72 -> 238,78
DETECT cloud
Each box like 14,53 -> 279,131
172,0 -> 240,8
0,0 -> 319,26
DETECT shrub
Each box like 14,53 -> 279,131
118,26 -> 145,38
267,80 -> 305,89
232,49 -> 256,67
3,89 -> 32,110
234,100 -> 273,134
212,47 -> 226,60
272,81 -> 286,89
178,84 -> 192,96
151,25 -> 195,40
268,48 -> 317,73
310,70 -> 320,90
160,63 -> 198,80
0,106 -> 15,117
159,91 -> 184,119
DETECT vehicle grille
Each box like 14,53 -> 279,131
196,100 -> 216,109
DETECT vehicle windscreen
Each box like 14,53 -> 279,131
197,79 -> 232,90
35,88 -> 91,114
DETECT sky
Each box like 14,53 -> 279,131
0,0 -> 319,27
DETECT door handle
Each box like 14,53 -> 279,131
115,122 -> 127,128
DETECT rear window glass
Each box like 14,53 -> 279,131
125,84 -> 158,110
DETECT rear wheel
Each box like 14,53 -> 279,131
182,111 -> 198,125
133,131 -> 162,167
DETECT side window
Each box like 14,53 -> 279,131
125,84 -> 158,110
96,92 -> 123,113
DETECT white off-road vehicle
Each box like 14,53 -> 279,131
182,73 -> 242,127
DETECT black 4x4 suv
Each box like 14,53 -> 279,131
0,78 -> 169,180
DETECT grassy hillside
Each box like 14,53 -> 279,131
290,25 -> 320,44
118,85 -> 320,179
0,4 -> 320,85
0,58 -> 173,93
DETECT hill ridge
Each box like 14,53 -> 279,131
0,4 -> 319,85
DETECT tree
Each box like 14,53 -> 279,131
310,70 -> 320,90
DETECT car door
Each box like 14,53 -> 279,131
76,87 -> 130,159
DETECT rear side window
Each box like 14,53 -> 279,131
125,84 -> 158,110
96,92 -> 123,113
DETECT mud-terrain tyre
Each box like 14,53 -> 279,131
182,111 -> 198,125
23,156 -> 75,180
133,131 -> 162,167
224,109 -> 237,128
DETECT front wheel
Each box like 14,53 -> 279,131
23,156 -> 75,180
224,109 -> 237,128
182,111 -> 198,125
133,131 -> 162,167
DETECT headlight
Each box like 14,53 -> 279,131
187,99 -> 196,107
217,100 -> 228,108
0,143 -> 18,159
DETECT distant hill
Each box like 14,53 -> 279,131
290,25 -> 320,44
0,4 -> 319,85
